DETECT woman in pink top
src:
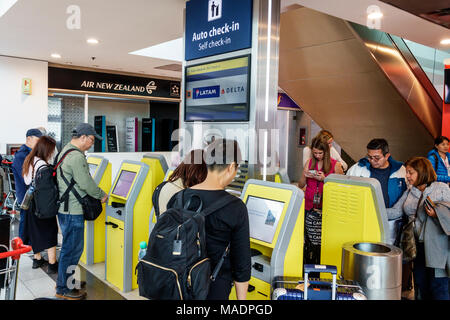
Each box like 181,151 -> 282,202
298,136 -> 343,267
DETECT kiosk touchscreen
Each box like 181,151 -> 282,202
229,179 -> 304,300
105,161 -> 152,292
321,174 -> 390,276
80,156 -> 111,265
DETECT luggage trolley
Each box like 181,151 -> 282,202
0,237 -> 32,300
1,158 -> 20,218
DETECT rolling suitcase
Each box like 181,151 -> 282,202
272,264 -> 367,300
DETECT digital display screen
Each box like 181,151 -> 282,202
246,196 -> 285,243
184,55 -> 250,122
112,170 -> 137,198
445,68 -> 450,104
88,163 -> 98,177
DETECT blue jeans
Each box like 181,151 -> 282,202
414,243 -> 449,300
56,213 -> 84,294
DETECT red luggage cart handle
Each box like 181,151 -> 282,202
0,237 -> 32,260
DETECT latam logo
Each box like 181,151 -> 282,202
193,85 -> 220,99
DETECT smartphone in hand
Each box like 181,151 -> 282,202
424,196 -> 435,211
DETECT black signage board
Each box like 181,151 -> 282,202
48,67 -> 181,99
94,116 -> 106,152
106,125 -> 118,152
142,118 -> 153,152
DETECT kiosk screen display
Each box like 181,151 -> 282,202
112,170 -> 137,198
246,196 -> 284,243
88,164 -> 98,177
184,55 -> 250,122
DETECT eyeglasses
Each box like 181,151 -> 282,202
366,155 -> 384,161
87,136 -> 95,143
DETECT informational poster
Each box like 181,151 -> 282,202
246,196 -> 284,243
125,117 -> 138,152
185,55 -> 250,121
94,116 -> 106,152
142,118 -> 153,151
277,93 -> 301,111
106,125 -> 119,152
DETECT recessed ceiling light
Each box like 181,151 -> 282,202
87,38 -> 99,44
368,12 -> 383,20
441,39 -> 450,45
51,53 -> 61,59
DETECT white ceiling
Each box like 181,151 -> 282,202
0,0 -> 187,79
0,0 -> 448,80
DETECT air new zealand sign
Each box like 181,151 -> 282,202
48,67 -> 180,99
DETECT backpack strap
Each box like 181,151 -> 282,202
199,193 -> 240,217
152,180 -> 170,218
174,189 -> 240,217
55,148 -> 84,211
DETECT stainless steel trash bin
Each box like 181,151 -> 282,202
341,242 -> 402,300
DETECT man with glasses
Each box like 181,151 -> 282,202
347,138 -> 406,209
55,123 -> 107,300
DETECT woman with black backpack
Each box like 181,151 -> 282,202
22,136 -> 59,274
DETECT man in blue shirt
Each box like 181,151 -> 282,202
12,128 -> 42,240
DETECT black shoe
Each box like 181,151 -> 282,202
55,289 -> 86,300
32,258 -> 46,269
47,262 -> 58,274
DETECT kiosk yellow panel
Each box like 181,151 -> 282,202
106,216 -> 125,291
131,171 -> 154,290
283,200 -> 305,277
321,182 -> 383,276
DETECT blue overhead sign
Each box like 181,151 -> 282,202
185,0 -> 253,61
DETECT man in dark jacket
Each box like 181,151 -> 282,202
12,128 -> 42,239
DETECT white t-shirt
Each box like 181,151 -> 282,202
303,146 -> 348,171
24,157 -> 46,185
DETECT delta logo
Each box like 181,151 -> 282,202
221,86 -> 245,94
193,85 -> 220,99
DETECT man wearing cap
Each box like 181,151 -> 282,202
12,128 -> 42,240
55,123 -> 107,300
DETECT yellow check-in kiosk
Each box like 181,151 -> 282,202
321,174 -> 390,276
230,179 -> 305,300
149,166 -> 175,232
140,153 -> 168,193
274,168 -> 290,184
80,155 -> 111,265
105,160 -> 152,292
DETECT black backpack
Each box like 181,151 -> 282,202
136,190 -> 238,300
31,149 -> 76,219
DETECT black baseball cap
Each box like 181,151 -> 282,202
26,128 -> 43,138
72,123 -> 103,140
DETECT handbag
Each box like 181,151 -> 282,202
399,193 -> 423,262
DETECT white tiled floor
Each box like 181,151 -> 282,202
15,254 -> 57,300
